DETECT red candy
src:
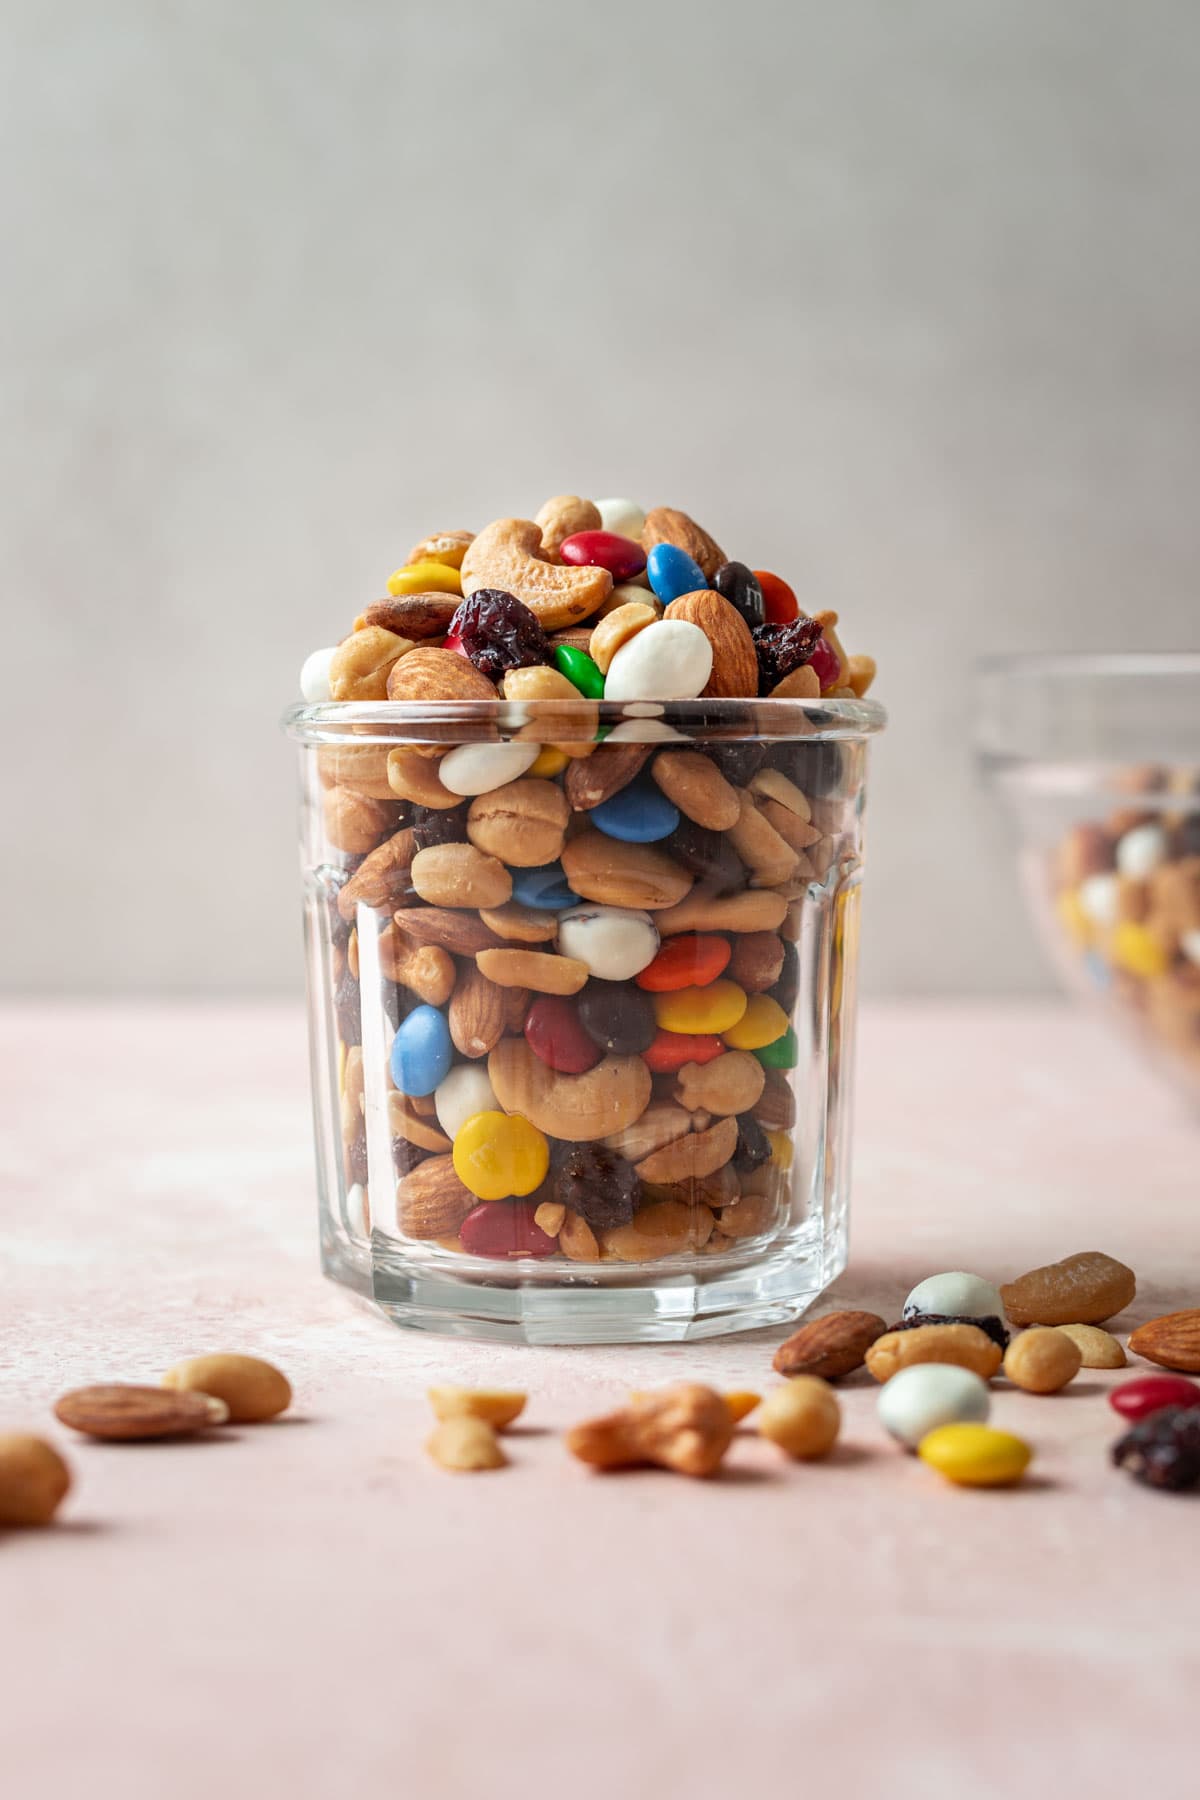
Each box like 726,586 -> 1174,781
1109,1374 -> 1200,1422
558,530 -> 647,582
524,995 -> 600,1074
636,935 -> 732,993
808,635 -> 842,692
459,1200 -> 557,1259
642,1029 -> 726,1074
754,569 -> 799,625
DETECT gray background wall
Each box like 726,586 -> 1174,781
4,0 -> 1199,997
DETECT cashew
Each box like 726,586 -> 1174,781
378,929 -> 456,1006
534,494 -> 601,559
565,1383 -> 734,1477
461,518 -> 612,631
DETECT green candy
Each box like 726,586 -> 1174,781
553,644 -> 605,699
755,1026 -> 798,1070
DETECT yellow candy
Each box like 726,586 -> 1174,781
917,1423 -> 1032,1488
765,1130 -> 793,1170
387,559 -> 463,598
723,993 -> 789,1050
1110,920 -> 1168,978
724,1391 -> 762,1423
653,979 -> 748,1036
1056,889 -> 1093,949
529,746 -> 569,778
452,1110 -> 549,1201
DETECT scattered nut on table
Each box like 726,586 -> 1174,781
427,1387 -> 527,1429
0,1433 -> 72,1527
757,1377 -> 841,1459
54,1384 -> 230,1440
1003,1328 -> 1084,1394
427,1416 -> 508,1472
566,1383 -> 734,1478
162,1355 -> 292,1423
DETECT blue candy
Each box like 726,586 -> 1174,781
646,542 -> 708,604
389,1004 -> 453,1097
591,776 -> 680,844
511,864 -> 580,910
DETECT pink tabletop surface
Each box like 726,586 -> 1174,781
2,1000 -> 1197,1799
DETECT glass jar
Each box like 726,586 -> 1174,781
977,653 -> 1200,1104
284,694 -> 886,1343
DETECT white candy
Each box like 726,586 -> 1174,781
1116,822 -> 1168,881
877,1364 -> 991,1450
557,904 -> 660,982
300,646 -> 338,703
902,1271 -> 1004,1322
596,498 -> 645,541
605,717 -> 685,744
1078,872 -> 1119,928
435,1064 -> 499,1141
344,1182 -> 369,1240
438,741 -> 540,796
1182,929 -> 1200,967
603,620 -> 713,704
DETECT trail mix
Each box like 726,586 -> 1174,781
1053,769 -> 1200,1091
298,496 -> 880,1265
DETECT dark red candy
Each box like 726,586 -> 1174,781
524,995 -> 600,1074
1109,1374 -> 1200,1422
459,1200 -> 557,1259
558,530 -> 647,581
642,1029 -> 726,1074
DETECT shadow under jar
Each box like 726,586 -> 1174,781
284,694 -> 886,1344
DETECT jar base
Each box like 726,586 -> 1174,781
323,1226 -> 848,1345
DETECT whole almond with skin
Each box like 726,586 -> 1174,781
562,831 -> 692,910
865,1324 -> 1003,1384
449,962 -> 507,1058
488,1039 -> 651,1141
651,749 -> 740,830
391,908 -> 505,954
475,948 -> 589,995
754,1067 -> 796,1129
502,985 -> 531,1030
642,507 -> 726,580
398,1155 -> 477,1238
410,843 -> 512,909
358,592 -> 462,638
163,1354 -> 291,1423
337,829 -> 416,919
1128,1310 -> 1200,1372
466,778 -> 569,867
386,646 -> 496,704
773,1312 -> 889,1380
1001,1251 -> 1137,1325
54,1384 -> 229,1440
534,494 -> 602,559
462,518 -> 612,630
564,742 -> 652,809
664,592 -> 757,698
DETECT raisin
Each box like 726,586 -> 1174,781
554,1143 -> 639,1231
1175,813 -> 1200,859
1112,1406 -> 1200,1491
410,804 -> 469,850
334,967 -> 362,1046
773,740 -> 845,799
576,985 -> 656,1055
752,616 -> 824,694
733,1114 -> 772,1173
446,589 -> 550,682
707,741 -> 766,787
392,1138 -> 429,1177
769,940 -> 799,1016
889,1313 -> 1010,1352
669,818 -> 745,893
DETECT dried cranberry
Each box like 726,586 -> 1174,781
392,1137 -> 428,1177
1112,1406 -> 1200,1491
669,818 -> 745,893
410,804 -> 469,850
445,590 -> 549,682
808,635 -> 842,690
554,1143 -> 639,1231
889,1313 -> 1010,1352
576,985 -> 656,1055
752,616 -> 824,695
769,940 -> 799,1016
733,1114 -> 772,1173
334,967 -> 362,1046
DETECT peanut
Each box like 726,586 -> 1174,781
0,1434 -> 71,1526
757,1377 -> 841,1459
162,1354 -> 292,1423
427,1416 -> 508,1472
427,1387 -> 526,1429
1003,1328 -> 1083,1394
1054,1323 -> 1127,1368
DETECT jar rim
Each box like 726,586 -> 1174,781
282,695 -> 887,748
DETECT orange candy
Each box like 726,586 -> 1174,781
754,570 -> 799,624
635,934 -> 731,993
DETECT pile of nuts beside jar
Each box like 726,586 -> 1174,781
300,495 -> 879,1264
1053,768 -> 1200,1090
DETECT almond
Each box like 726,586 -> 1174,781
449,962 -> 507,1058
386,646 -> 496,704
650,749 -> 740,830
1001,1251 -> 1137,1326
1127,1310 -> 1200,1372
337,829 -> 416,918
53,1384 -> 228,1440
773,1312 -> 888,1380
410,843 -> 512,910
564,742 -> 652,809
753,1067 -> 796,1130
475,947 -> 588,995
664,592 -> 757,698
466,778 -> 569,867
865,1324 -> 1004,1383
391,907 -> 505,955
561,831 -> 692,910
398,1155 -> 477,1238
359,593 -> 462,639
642,506 -> 726,580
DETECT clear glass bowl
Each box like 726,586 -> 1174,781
284,694 -> 886,1343
977,654 -> 1200,1103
